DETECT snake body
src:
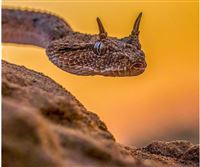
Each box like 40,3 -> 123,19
2,8 -> 147,76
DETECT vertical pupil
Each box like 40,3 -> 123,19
98,42 -> 101,53
94,42 -> 102,55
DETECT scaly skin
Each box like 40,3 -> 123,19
2,8 -> 147,76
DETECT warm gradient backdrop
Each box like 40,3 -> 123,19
2,1 -> 199,145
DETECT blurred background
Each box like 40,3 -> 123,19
2,1 -> 199,146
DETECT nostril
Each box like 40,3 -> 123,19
133,63 -> 143,69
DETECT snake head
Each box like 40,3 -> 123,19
47,13 -> 146,76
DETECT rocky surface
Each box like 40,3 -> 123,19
2,60 -> 199,167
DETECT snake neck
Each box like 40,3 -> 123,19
2,8 -> 73,48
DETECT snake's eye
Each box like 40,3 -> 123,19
93,41 -> 106,55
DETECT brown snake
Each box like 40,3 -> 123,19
2,8 -> 147,76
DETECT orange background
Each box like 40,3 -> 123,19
2,1 -> 199,145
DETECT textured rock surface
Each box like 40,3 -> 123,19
2,60 -> 199,167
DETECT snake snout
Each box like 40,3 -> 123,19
133,58 -> 147,70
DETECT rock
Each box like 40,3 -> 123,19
2,60 -> 199,167
142,140 -> 193,159
180,145 -> 199,164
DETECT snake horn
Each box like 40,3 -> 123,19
96,17 -> 107,39
131,12 -> 142,36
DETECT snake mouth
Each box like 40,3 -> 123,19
132,68 -> 145,75
98,66 -> 146,77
